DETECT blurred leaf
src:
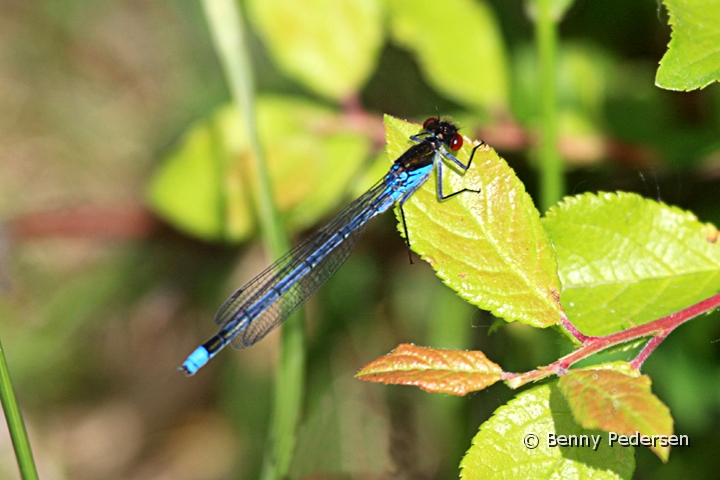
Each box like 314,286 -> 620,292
356,344 -> 502,396
388,0 -> 509,112
543,192 -> 720,335
525,0 -> 577,21
656,0 -> 720,91
246,0 -> 383,101
148,95 -> 370,242
257,97 -> 371,231
148,107 -> 236,242
385,116 -> 563,328
460,383 -> 635,479
350,149 -> 392,197
558,364 -> 674,461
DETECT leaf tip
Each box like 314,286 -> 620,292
704,223 -> 719,243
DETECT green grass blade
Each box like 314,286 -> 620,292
534,0 -> 564,211
0,340 -> 39,480
202,1 -> 305,479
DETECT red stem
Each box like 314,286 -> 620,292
505,291 -> 720,387
9,206 -> 159,240
630,334 -> 668,370
561,315 -> 594,343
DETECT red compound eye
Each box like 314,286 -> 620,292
423,117 -> 439,130
450,133 -> 463,151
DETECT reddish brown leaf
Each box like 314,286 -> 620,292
356,344 -> 503,396
558,368 -> 674,461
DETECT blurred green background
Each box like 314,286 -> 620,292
1,0 -> 720,479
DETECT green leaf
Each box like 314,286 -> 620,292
385,116 -> 563,328
543,192 -> 720,335
460,383 -> 635,479
257,97 -> 371,231
355,344 -> 503,396
148,106 -> 238,242
246,0 -> 383,101
388,0 -> 509,112
558,364 -> 674,461
148,96 -> 370,242
656,0 -> 720,90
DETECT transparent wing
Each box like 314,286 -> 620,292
235,223 -> 367,348
213,175 -> 397,348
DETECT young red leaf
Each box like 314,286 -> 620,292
558,367 -> 674,461
356,344 -> 502,396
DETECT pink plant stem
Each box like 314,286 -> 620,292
561,315 -> 594,343
505,291 -> 720,388
630,333 -> 668,370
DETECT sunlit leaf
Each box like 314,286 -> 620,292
356,344 -> 502,396
460,383 -> 635,479
558,364 -> 674,461
388,0 -> 509,111
656,0 -> 720,90
543,192 -> 720,335
147,107 -> 238,242
246,0 -> 383,100
148,96 -> 370,242
385,116 -> 564,328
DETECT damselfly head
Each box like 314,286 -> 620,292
422,117 -> 463,152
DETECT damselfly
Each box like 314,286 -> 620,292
180,117 -> 483,375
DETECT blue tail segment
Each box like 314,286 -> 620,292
179,117 -> 482,376
181,347 -> 210,376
